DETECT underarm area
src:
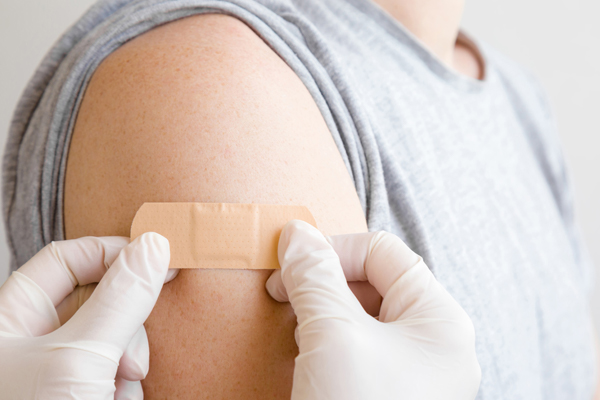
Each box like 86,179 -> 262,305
64,13 -> 368,399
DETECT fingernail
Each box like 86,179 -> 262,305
164,268 -> 179,283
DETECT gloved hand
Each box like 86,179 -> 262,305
266,220 -> 481,400
0,232 -> 174,399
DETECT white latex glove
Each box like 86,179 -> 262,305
266,220 -> 481,400
0,232 -> 175,399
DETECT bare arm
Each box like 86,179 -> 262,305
65,14 -> 368,399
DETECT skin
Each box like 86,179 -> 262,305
64,1 -> 580,398
65,14 -> 370,399
372,0 -> 469,69
372,0 -> 484,80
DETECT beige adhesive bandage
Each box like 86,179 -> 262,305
130,202 -> 317,269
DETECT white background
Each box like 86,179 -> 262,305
1,0 -> 599,326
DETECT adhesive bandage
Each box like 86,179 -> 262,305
130,202 -> 317,269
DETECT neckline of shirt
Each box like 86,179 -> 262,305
346,0 -> 491,93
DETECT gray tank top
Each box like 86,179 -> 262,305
2,0 -> 596,398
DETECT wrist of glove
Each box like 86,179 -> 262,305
266,220 -> 481,400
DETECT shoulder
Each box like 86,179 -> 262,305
92,13 -> 291,93
65,13 -> 367,239
84,13 -> 306,126
481,41 -> 552,117
478,40 -> 562,160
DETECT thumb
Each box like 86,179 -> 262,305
267,220 -> 363,326
57,232 -> 169,361
327,231 -> 466,323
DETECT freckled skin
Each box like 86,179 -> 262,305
64,14 -> 370,399
143,269 -> 298,397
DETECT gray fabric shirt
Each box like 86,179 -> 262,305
2,0 -> 596,398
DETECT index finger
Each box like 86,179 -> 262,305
17,236 -> 129,307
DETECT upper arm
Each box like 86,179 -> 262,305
64,14 -> 367,399
65,13 -> 366,240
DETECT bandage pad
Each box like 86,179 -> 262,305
130,203 -> 317,269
